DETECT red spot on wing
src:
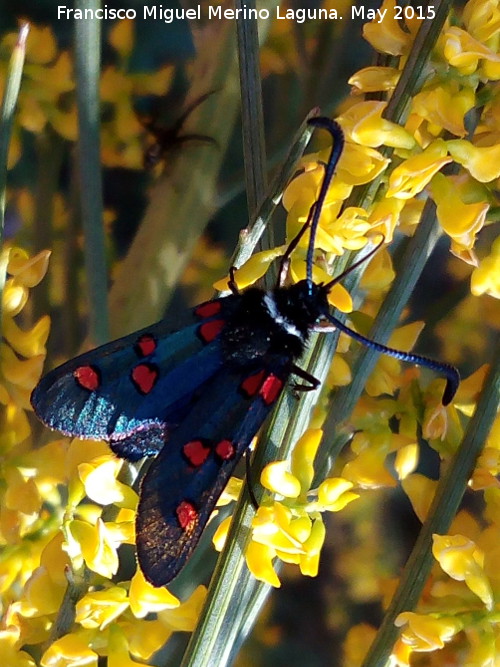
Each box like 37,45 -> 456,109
176,500 -> 198,534
240,370 -> 266,397
260,374 -> 283,405
131,363 -> 158,394
199,319 -> 225,343
135,334 -> 157,357
74,365 -> 101,391
215,439 -> 235,460
194,300 -> 222,319
184,440 -> 210,467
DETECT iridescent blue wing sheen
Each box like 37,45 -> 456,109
31,296 -> 238,460
136,362 -> 288,586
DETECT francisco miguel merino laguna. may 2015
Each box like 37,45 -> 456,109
57,4 -> 437,23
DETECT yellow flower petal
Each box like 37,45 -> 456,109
213,246 -> 286,291
395,611 -> 462,651
108,19 -> 134,58
327,354 -> 352,387
363,0 -> 412,55
339,101 -> 415,149
430,173 -> 488,251
471,237 -> 500,298
394,443 -> 419,480
317,477 -> 359,511
75,587 -> 129,629
157,585 -> 206,632
291,428 -> 323,492
67,518 -> 119,578
129,568 -> 179,618
348,66 -> 400,93
79,457 -> 138,509
7,249 -> 51,288
245,541 -> 281,587
261,461 -> 301,498
212,515 -> 232,552
402,474 -> 437,522
41,633 -> 98,667
387,140 -> 452,199
448,139 -> 500,182
2,315 -> 50,358
432,534 -> 494,609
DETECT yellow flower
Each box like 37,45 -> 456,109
338,142 -> 389,186
66,518 -> 119,578
344,625 -> 377,665
0,623 -> 37,667
156,585 -> 207,632
245,428 -> 359,586
447,138 -> 500,182
342,430 -> 396,489
108,19 -> 134,58
246,541 -> 281,588
290,428 -> 322,493
108,624 -> 148,667
411,84 -> 475,137
394,443 -> 419,480
366,321 -> 425,398
213,245 -> 286,291
128,568 -> 179,618
363,0 -> 412,55
75,587 -> 129,629
317,477 -> 358,511
395,611 -> 462,651
387,140 -> 452,199
432,534 -> 494,609
471,236 -> 500,298
41,632 -> 98,667
78,456 -> 138,509
463,0 -> 500,43
430,173 -> 488,261
338,101 -> 415,149
261,461 -> 301,498
443,26 -> 500,77
402,474 -> 437,522
348,66 -> 400,94
327,353 -> 352,388
367,199 -> 405,245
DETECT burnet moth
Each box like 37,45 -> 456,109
31,117 -> 460,586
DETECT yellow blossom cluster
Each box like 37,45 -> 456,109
350,0 -> 500,274
216,0 -> 500,661
386,485 -> 500,667
0,21 -> 174,171
0,249 -> 207,665
213,429 -> 359,587
0,26 -> 76,164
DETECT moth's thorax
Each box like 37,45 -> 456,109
220,280 -> 329,368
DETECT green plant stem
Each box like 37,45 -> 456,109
0,23 -> 28,340
362,338 -> 500,667
315,202 -> 442,478
235,0 -> 268,220
74,2 -> 109,345
219,108 -> 318,296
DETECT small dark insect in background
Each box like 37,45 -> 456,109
138,90 -> 218,170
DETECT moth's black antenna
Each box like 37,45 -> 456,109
305,118 -> 344,292
323,313 -> 460,405
278,118 -> 345,290
323,235 -> 385,291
